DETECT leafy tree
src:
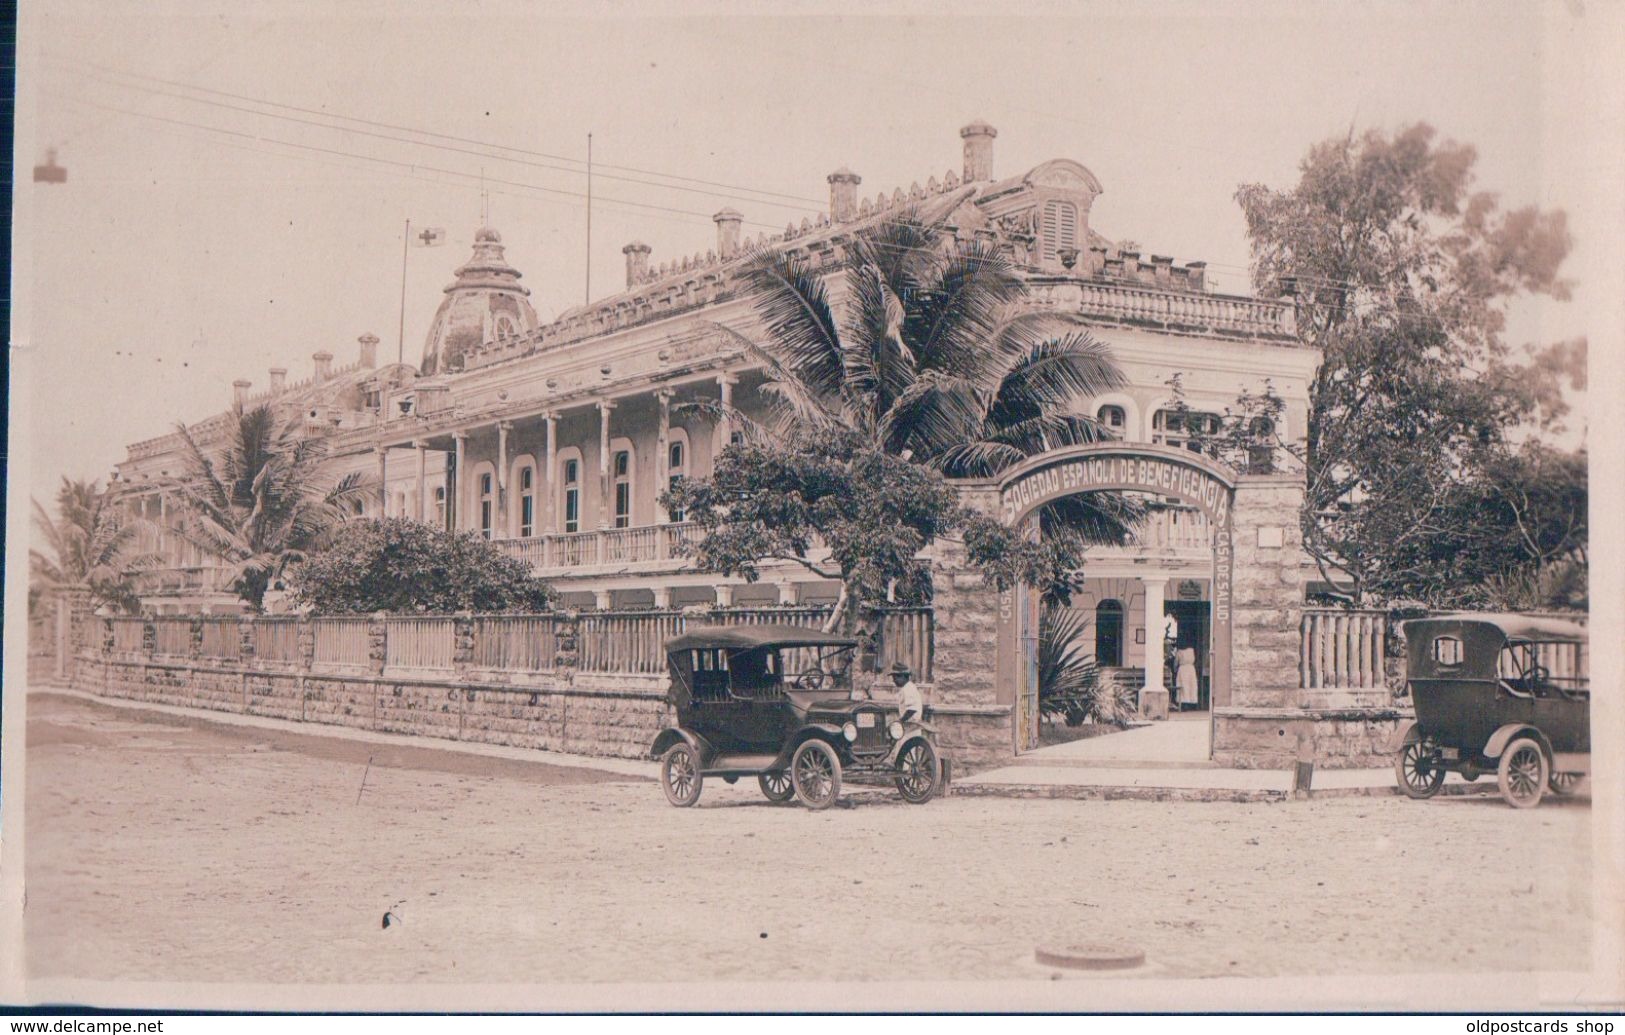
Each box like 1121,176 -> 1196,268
30,477 -> 157,613
1235,123 -> 1576,603
664,429 -> 1080,634
288,518 -> 553,614
1036,604 -> 1136,727
164,404 -> 366,612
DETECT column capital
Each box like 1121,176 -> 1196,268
498,420 -> 515,433
374,444 -> 389,456
452,429 -> 469,442
542,410 -> 560,423
412,439 -> 430,450
717,371 -> 741,387
655,387 -> 675,402
597,398 -> 618,413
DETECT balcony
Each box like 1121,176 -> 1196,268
495,522 -> 703,573
133,565 -> 236,596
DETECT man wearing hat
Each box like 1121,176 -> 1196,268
890,660 -> 924,726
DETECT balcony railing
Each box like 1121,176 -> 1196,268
133,566 -> 235,595
495,522 -> 700,570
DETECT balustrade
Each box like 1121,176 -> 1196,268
1299,609 -> 1387,690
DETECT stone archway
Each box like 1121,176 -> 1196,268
991,443 -> 1239,753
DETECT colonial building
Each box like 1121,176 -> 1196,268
114,121 -> 1321,726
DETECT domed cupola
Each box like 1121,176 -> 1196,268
420,227 -> 540,375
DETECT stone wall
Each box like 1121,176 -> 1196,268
1212,707 -> 1410,769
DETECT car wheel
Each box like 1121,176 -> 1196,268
1548,772 -> 1582,796
660,743 -> 703,808
1394,728 -> 1445,799
790,739 -> 842,810
894,739 -> 942,804
758,770 -> 794,803
1496,737 -> 1548,809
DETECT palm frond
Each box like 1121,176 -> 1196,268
736,247 -> 846,399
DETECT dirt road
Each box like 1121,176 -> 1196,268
23,692 -> 1592,986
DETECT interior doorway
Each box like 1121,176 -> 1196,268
1166,599 -> 1211,711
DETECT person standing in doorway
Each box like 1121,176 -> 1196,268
1175,645 -> 1200,711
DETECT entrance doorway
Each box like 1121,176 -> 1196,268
1166,599 -> 1211,711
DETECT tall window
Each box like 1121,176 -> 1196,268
562,458 -> 581,534
612,449 -> 632,529
1095,600 -> 1124,667
478,473 -> 494,539
518,466 -> 536,538
434,486 -> 446,527
1153,409 -> 1221,453
667,437 -> 687,522
1097,404 -> 1127,437
1041,200 -> 1079,263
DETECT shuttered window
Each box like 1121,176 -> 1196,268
1041,200 -> 1078,262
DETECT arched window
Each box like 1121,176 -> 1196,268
611,446 -> 633,529
1097,404 -> 1127,436
1153,409 -> 1221,453
478,472 -> 495,539
517,464 -> 536,537
1041,200 -> 1079,263
561,455 -> 582,534
667,431 -> 689,522
1095,600 -> 1124,667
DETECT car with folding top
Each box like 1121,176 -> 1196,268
649,623 -> 944,810
1393,613 -> 1589,808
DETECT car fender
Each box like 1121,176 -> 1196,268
1386,719 -> 1420,754
1483,723 -> 1551,762
772,724 -> 844,768
886,731 -> 938,767
650,726 -> 713,764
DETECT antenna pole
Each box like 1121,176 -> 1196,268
585,132 -> 593,305
397,219 -> 410,367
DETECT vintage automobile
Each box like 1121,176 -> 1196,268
1394,613 -> 1589,808
649,624 -> 944,810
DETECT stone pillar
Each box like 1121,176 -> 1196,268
927,532 -> 1015,770
827,167 -> 862,223
451,432 -> 467,531
716,373 -> 737,455
714,584 -> 734,608
596,401 -> 615,530
375,446 -> 388,516
593,588 -> 613,611
960,120 -> 997,183
1140,577 -> 1170,720
189,616 -> 205,662
713,208 -> 743,259
776,580 -> 797,605
1227,473 -> 1311,708
368,612 -> 388,676
415,441 -> 429,522
655,390 -> 672,524
497,421 -> 512,538
54,585 -> 93,682
542,412 -> 559,535
453,611 -> 475,681
651,586 -> 673,609
622,241 -> 651,288
239,616 -> 257,665
553,610 -> 580,682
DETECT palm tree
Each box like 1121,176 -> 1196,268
164,404 -> 366,612
31,477 -> 157,613
707,213 -> 1144,623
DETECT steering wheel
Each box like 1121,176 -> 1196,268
796,668 -> 826,691
1527,663 -> 1551,689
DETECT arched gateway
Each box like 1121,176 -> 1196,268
991,443 -> 1238,753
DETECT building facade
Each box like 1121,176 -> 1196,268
113,121 -> 1323,731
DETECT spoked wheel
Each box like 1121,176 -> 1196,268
1394,728 -> 1446,799
790,739 -> 842,811
660,742 -> 703,807
894,739 -> 942,804
1497,737 -> 1549,809
1548,772 -> 1583,796
758,770 -> 795,803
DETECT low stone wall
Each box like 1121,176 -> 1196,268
1211,706 -> 1410,770
75,653 -> 670,760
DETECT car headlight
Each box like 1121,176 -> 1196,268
888,720 -> 904,740
842,722 -> 858,742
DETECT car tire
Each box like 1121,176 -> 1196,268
758,770 -> 794,803
894,738 -> 942,804
1548,772 -> 1582,796
1496,737 -> 1548,809
1394,728 -> 1445,799
660,742 -> 703,808
790,739 -> 842,811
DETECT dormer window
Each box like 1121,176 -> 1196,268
1041,200 -> 1079,263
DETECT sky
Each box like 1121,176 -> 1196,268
11,0 -> 1615,505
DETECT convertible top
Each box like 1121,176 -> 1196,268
1406,612 -> 1588,644
665,623 -> 859,653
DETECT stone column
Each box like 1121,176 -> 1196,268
54,585 -> 93,682
451,432 -> 467,531
374,446 -> 388,516
542,412 -> 559,535
593,588 -> 613,611
497,421 -> 512,538
655,390 -> 672,524
1140,576 -> 1170,720
716,373 -> 738,455
651,586 -> 673,609
414,441 -> 429,522
776,580 -> 796,604
596,401 -> 616,530
714,584 -> 734,608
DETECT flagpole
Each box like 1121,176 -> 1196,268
585,132 -> 593,305
398,218 -> 411,367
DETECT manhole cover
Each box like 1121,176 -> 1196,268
1034,942 -> 1146,971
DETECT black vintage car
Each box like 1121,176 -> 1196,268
1394,613 -> 1589,808
648,624 -> 944,810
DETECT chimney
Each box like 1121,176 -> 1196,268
622,241 -> 652,287
713,208 -> 744,259
312,350 -> 333,382
827,167 -> 862,223
269,367 -> 287,393
1185,260 -> 1207,292
357,333 -> 379,368
232,379 -> 252,407
960,120 -> 997,182
1151,255 -> 1174,287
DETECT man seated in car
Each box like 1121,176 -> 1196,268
889,660 -> 924,724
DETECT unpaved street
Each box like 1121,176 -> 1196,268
24,692 -> 1592,985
